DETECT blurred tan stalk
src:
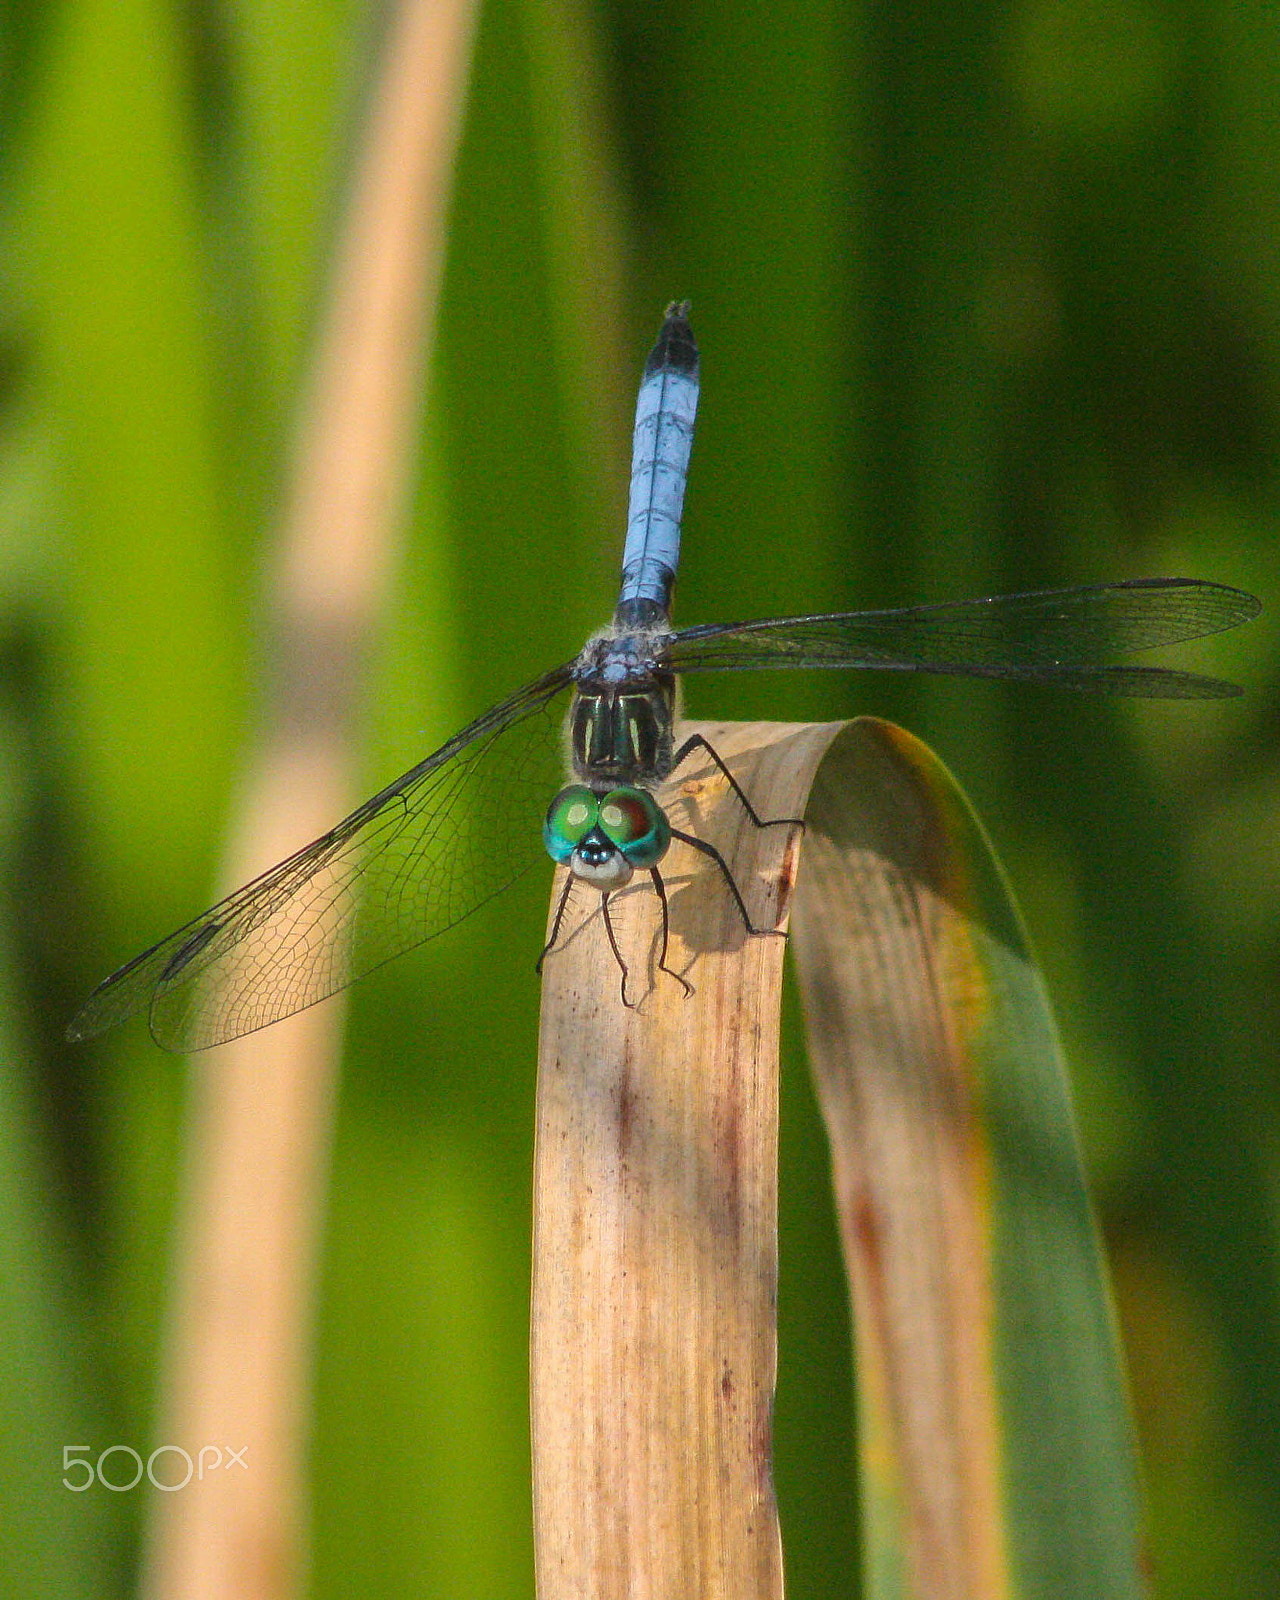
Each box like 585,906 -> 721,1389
139,2 -> 480,1596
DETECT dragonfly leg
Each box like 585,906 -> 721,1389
670,827 -> 789,941
649,866 -> 694,997
536,872 -> 576,973
600,891 -> 635,1007
670,732 -> 805,831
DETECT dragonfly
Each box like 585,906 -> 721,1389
68,303 -> 1261,1051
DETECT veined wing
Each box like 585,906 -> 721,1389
67,665 -> 575,1052
663,579 -> 1260,697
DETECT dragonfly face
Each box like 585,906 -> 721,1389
543,785 -> 671,890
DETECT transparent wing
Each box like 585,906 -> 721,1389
663,579 -> 1260,697
68,666 -> 574,1051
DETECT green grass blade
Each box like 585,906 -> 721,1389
792,717 -> 1147,1599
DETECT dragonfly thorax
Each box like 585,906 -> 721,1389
568,679 -> 676,789
570,630 -> 676,788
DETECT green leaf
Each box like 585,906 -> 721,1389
792,718 -> 1147,1599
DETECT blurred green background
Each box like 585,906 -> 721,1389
2,0 -> 1276,1594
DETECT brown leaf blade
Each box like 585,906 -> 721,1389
531,721 -> 838,1600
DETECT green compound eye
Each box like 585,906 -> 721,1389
543,785 -> 599,863
597,787 -> 670,868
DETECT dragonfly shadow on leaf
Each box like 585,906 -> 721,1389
659,735 -> 802,963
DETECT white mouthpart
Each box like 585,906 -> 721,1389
572,851 -> 634,889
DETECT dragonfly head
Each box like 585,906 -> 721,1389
544,785 -> 670,889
